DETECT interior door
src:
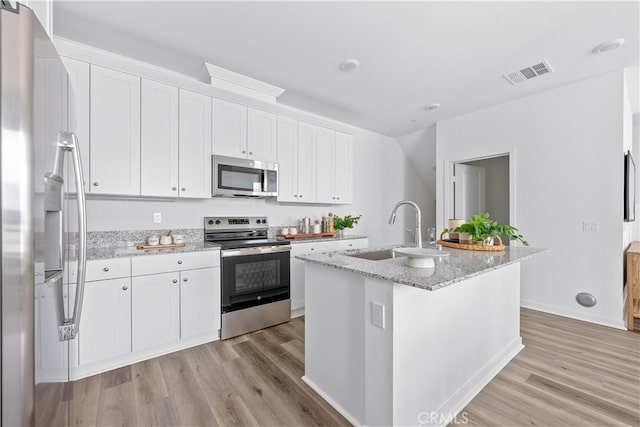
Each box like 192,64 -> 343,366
454,163 -> 486,221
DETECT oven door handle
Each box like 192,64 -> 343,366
221,245 -> 291,257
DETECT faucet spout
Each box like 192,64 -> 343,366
388,200 -> 422,248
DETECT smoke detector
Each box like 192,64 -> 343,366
503,60 -> 554,85
340,59 -> 360,72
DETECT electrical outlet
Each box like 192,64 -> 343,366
153,212 -> 162,224
582,221 -> 599,233
371,302 -> 385,329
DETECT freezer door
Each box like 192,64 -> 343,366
1,3 -> 37,426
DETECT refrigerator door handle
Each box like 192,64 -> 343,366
56,131 -> 87,341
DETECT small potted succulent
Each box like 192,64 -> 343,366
332,214 -> 362,237
443,213 -> 528,246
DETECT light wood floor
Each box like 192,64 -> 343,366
36,308 -> 640,427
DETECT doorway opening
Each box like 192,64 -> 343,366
452,154 -> 511,244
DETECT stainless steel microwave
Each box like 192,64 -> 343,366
212,155 -> 278,198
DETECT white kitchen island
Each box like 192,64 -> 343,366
297,245 -> 545,427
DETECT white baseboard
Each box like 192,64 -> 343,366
301,376 -> 363,427
291,307 -> 305,319
520,299 -> 626,330
433,337 -> 524,427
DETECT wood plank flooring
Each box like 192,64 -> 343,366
36,308 -> 640,426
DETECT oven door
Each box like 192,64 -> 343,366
221,246 -> 290,313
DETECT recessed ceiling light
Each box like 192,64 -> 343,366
340,59 -> 360,72
592,39 -> 625,54
410,119 -> 417,123
424,103 -> 440,111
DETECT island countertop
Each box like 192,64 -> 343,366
296,244 -> 546,291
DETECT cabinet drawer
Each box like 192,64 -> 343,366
336,238 -> 369,251
86,258 -> 131,282
131,251 -> 219,276
290,241 -> 334,256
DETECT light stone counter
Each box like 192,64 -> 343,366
87,242 -> 220,261
282,234 -> 369,244
297,244 -> 545,291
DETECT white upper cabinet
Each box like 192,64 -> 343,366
140,79 -> 179,197
90,65 -> 141,195
334,132 -> 353,204
212,99 -> 277,163
179,89 -> 212,198
276,116 -> 298,202
212,98 -> 247,159
247,108 -> 277,162
61,57 -> 90,193
315,126 -> 336,204
297,121 -> 317,203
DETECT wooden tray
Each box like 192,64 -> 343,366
277,232 -> 336,240
437,234 -> 505,251
136,242 -> 185,250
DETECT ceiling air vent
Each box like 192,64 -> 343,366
503,60 -> 554,85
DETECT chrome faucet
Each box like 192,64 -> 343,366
388,200 -> 422,248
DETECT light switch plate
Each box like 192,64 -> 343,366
371,301 -> 385,329
582,221 -> 599,232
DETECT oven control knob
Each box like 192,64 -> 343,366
257,295 -> 261,300
261,219 -> 267,224
215,220 -> 221,225
256,219 -> 260,224
208,220 -> 214,225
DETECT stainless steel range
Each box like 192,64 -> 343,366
205,216 -> 291,339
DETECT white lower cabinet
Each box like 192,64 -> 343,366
180,267 -> 220,339
131,267 -> 220,351
132,272 -> 180,351
70,251 -> 220,380
79,277 -> 132,366
290,238 -> 368,315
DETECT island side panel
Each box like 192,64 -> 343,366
364,277 -> 394,426
303,263 -> 367,425
392,263 -> 523,427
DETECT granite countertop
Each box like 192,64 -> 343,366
296,244 -> 547,291
87,242 -> 220,261
282,234 -> 369,244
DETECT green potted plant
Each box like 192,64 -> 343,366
443,213 -> 528,246
333,214 -> 362,237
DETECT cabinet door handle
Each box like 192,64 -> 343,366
299,195 -> 303,198
181,187 -> 186,192
172,279 -> 178,284
93,182 -> 99,186
103,267 -> 110,272
183,277 -> 188,282
337,197 -> 340,200
249,151 -> 253,155
122,286 -> 128,291
310,248 -> 315,251
293,194 -> 298,198
172,187 -> 177,191
177,260 -> 182,265
242,150 -> 246,154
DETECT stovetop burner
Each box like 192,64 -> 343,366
204,216 -> 290,250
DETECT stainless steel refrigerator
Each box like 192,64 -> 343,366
1,2 -> 87,425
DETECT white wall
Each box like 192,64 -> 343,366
86,127 -> 413,248
436,71 -> 627,329
395,126 -> 438,238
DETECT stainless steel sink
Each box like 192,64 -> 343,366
347,249 -> 398,261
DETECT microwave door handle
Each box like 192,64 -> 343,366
56,132 -> 87,341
